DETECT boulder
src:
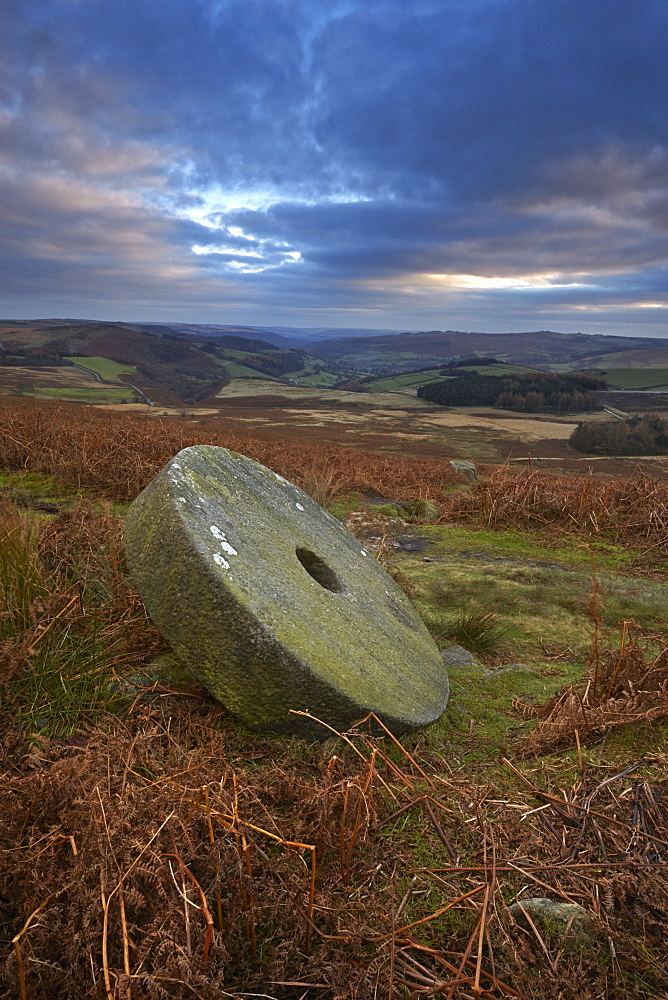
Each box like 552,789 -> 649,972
124,446 -> 449,739
440,645 -> 479,669
450,460 -> 478,482
510,898 -> 590,937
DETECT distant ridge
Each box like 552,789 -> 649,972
304,329 -> 668,373
2,319 -> 668,390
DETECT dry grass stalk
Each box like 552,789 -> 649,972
0,398 -> 460,503
3,701 -> 668,998
518,630 -> 668,756
440,466 -> 668,552
11,892 -> 61,1000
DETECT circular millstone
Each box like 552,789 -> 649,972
124,445 -> 449,738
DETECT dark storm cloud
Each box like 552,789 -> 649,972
0,0 -> 666,331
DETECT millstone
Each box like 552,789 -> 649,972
124,445 -> 448,738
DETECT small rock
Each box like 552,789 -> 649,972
440,645 -> 479,669
450,460 -> 478,482
483,663 -> 536,681
510,898 -> 590,936
396,535 -> 431,552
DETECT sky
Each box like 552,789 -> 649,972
1,0 -> 667,336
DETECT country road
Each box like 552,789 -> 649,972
68,361 -> 155,404
69,361 -> 103,382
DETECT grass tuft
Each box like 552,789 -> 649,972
0,498 -> 161,738
439,605 -> 515,657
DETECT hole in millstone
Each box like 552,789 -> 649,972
295,547 -> 343,593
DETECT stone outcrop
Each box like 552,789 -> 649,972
449,460 -> 478,482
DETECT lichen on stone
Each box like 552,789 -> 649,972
124,445 -> 449,738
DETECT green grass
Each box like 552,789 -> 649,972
0,504 -> 129,738
377,521 -> 668,751
65,356 -> 137,382
600,368 -> 668,389
1,470 -> 66,497
367,362 -> 542,393
417,523 -> 651,573
34,385 -> 137,402
205,347 -> 340,385
283,368 -> 340,386
367,369 -> 449,392
220,361 -> 275,379
454,362 -> 539,376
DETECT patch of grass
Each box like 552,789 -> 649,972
219,360 -> 275,378
600,367 -> 668,389
10,620 -> 127,741
0,500 -> 159,739
0,470 -> 63,498
64,356 -> 137,382
34,385 -> 136,402
419,523 -> 645,573
396,523 -> 668,744
438,606 -> 516,657
283,368 -> 340,386
328,491 -> 365,518
368,502 -> 406,518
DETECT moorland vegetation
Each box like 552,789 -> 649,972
1,397 -> 668,999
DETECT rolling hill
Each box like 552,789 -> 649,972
0,320 -> 348,404
2,319 -> 668,405
306,329 -> 668,372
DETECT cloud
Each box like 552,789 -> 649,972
0,0 -> 666,332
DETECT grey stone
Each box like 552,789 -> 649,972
483,663 -> 536,681
510,898 -> 590,936
124,446 -> 449,739
450,460 -> 478,482
440,645 -> 479,669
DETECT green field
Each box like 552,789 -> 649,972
283,368 -> 340,386
217,359 -> 274,379
65,356 -> 137,382
600,368 -> 668,389
367,368 -> 447,392
34,386 -> 136,403
455,362 -> 538,376
210,347 -> 266,363
368,362 -> 539,393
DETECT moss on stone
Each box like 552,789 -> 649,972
124,446 -> 449,739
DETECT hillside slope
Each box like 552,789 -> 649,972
308,329 -> 666,372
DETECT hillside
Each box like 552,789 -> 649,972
0,320 -> 346,405
3,320 -> 668,408
147,323 -> 409,346
308,329 -> 668,373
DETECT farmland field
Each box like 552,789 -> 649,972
64,356 -> 137,381
600,367 -> 668,389
0,364 -> 137,402
214,377 -> 436,407
363,362 -> 584,394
